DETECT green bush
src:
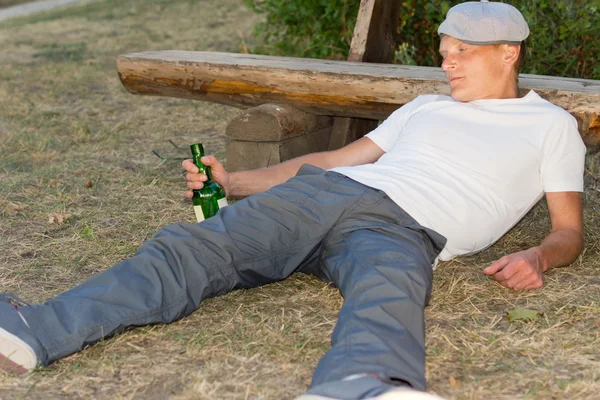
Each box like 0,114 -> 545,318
244,0 -> 360,59
245,0 -> 599,80
513,0 -> 599,79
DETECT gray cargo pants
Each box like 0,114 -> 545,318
20,165 -> 446,397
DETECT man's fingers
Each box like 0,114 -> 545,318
487,251 -> 545,291
497,268 -> 543,291
184,155 -> 228,196
503,273 -> 529,290
187,181 -> 204,190
186,172 -> 206,182
499,277 -> 542,291
522,281 -> 543,290
492,260 -> 525,282
484,257 -> 510,275
184,190 -> 194,199
201,155 -> 220,168
512,271 -> 543,291
182,159 -> 199,173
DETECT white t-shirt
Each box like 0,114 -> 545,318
331,91 -> 586,261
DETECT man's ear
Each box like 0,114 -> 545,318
503,44 -> 520,67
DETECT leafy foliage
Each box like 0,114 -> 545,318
244,0 -> 360,59
513,0 -> 599,79
245,0 -> 600,79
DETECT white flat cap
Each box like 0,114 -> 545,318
438,0 -> 529,45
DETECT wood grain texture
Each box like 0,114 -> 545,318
117,51 -> 600,146
348,0 -> 401,62
329,0 -> 402,150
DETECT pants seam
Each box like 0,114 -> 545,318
340,234 -> 368,381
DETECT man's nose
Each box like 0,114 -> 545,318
441,56 -> 456,71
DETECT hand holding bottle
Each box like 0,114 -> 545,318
184,144 -> 229,222
183,154 -> 230,199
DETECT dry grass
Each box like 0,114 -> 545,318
0,0 -> 599,399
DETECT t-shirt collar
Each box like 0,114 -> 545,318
467,90 -> 538,106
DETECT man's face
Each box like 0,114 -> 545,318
439,35 -> 512,102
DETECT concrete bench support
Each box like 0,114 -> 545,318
225,104 -> 333,172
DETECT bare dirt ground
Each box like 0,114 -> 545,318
0,0 -> 599,399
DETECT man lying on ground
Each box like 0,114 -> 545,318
0,1 -> 585,399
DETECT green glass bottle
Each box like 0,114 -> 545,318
190,143 -> 228,222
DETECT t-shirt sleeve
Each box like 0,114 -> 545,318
540,113 -> 587,192
366,95 -> 436,152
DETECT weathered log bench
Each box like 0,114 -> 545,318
116,0 -> 599,172
116,50 -> 600,171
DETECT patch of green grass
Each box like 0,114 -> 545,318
80,224 -> 94,239
33,42 -> 87,62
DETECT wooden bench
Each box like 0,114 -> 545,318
115,1 -> 599,172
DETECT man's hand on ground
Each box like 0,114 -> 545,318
483,248 -> 548,291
